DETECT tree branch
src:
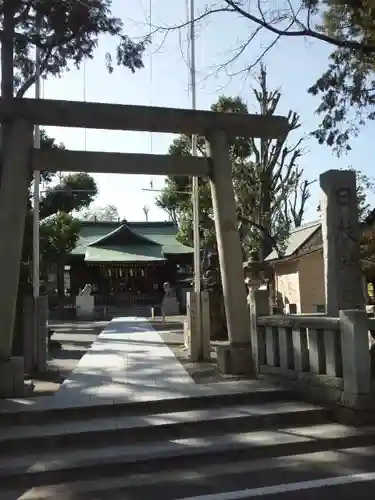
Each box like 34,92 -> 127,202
15,46 -> 53,98
223,0 -> 375,54
238,215 -> 284,258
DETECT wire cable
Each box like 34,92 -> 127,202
83,57 -> 87,151
148,0 -> 153,191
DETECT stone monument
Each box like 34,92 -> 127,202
320,170 -> 365,316
161,282 -> 179,318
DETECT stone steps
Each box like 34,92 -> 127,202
1,389 -> 375,497
0,401 -> 331,454
6,446 -> 375,500
2,423 -> 374,485
0,382 -> 292,427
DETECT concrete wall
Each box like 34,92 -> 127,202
274,261 -> 301,313
298,250 -> 325,313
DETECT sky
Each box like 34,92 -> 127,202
25,0 -> 375,222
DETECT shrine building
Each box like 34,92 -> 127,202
65,220 -> 193,310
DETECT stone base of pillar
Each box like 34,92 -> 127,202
341,392 -> 375,410
0,356 -> 25,398
214,342 -> 256,377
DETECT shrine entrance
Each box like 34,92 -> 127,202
0,96 -> 289,391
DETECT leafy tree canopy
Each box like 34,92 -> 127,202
40,211 -> 80,263
40,172 -> 98,220
307,1 -> 375,153
4,0 -> 148,98
22,131 -> 98,274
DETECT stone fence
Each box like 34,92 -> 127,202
255,310 -> 374,409
23,295 -> 48,375
0,295 -> 48,398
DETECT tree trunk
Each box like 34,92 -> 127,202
259,205 -> 272,261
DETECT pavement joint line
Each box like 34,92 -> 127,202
174,472 -> 375,499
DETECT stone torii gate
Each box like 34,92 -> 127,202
0,97 -> 289,395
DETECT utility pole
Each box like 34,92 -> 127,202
33,15 -> 42,299
190,0 -> 202,349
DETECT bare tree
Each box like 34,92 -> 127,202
157,67 -> 311,258
80,204 -> 121,222
287,172 -> 316,228
152,2 -> 375,152
235,66 -> 311,259
154,2 -> 375,65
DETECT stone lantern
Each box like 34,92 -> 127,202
243,252 -> 266,292
243,252 -> 270,317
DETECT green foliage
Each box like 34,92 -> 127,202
6,0 -> 148,98
157,68 -> 310,259
308,2 -> 375,153
40,212 -> 81,263
23,131 -> 98,273
38,129 -> 64,183
356,169 -> 375,221
40,172 -> 98,220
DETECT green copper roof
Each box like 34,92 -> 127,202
130,222 -> 194,255
89,223 -> 160,248
72,224 -> 113,256
71,220 -> 193,263
85,245 -> 165,263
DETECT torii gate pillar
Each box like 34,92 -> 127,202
207,129 -> 255,376
0,118 -> 33,396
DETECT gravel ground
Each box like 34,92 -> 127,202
30,321 -> 109,396
149,317 -> 247,384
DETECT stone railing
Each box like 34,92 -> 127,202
255,311 -> 374,408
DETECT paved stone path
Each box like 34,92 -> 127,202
0,317 -> 270,413
50,317 -> 266,408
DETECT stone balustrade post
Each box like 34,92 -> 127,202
340,309 -> 372,408
247,284 -> 270,375
247,286 -> 259,374
200,290 -> 211,360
